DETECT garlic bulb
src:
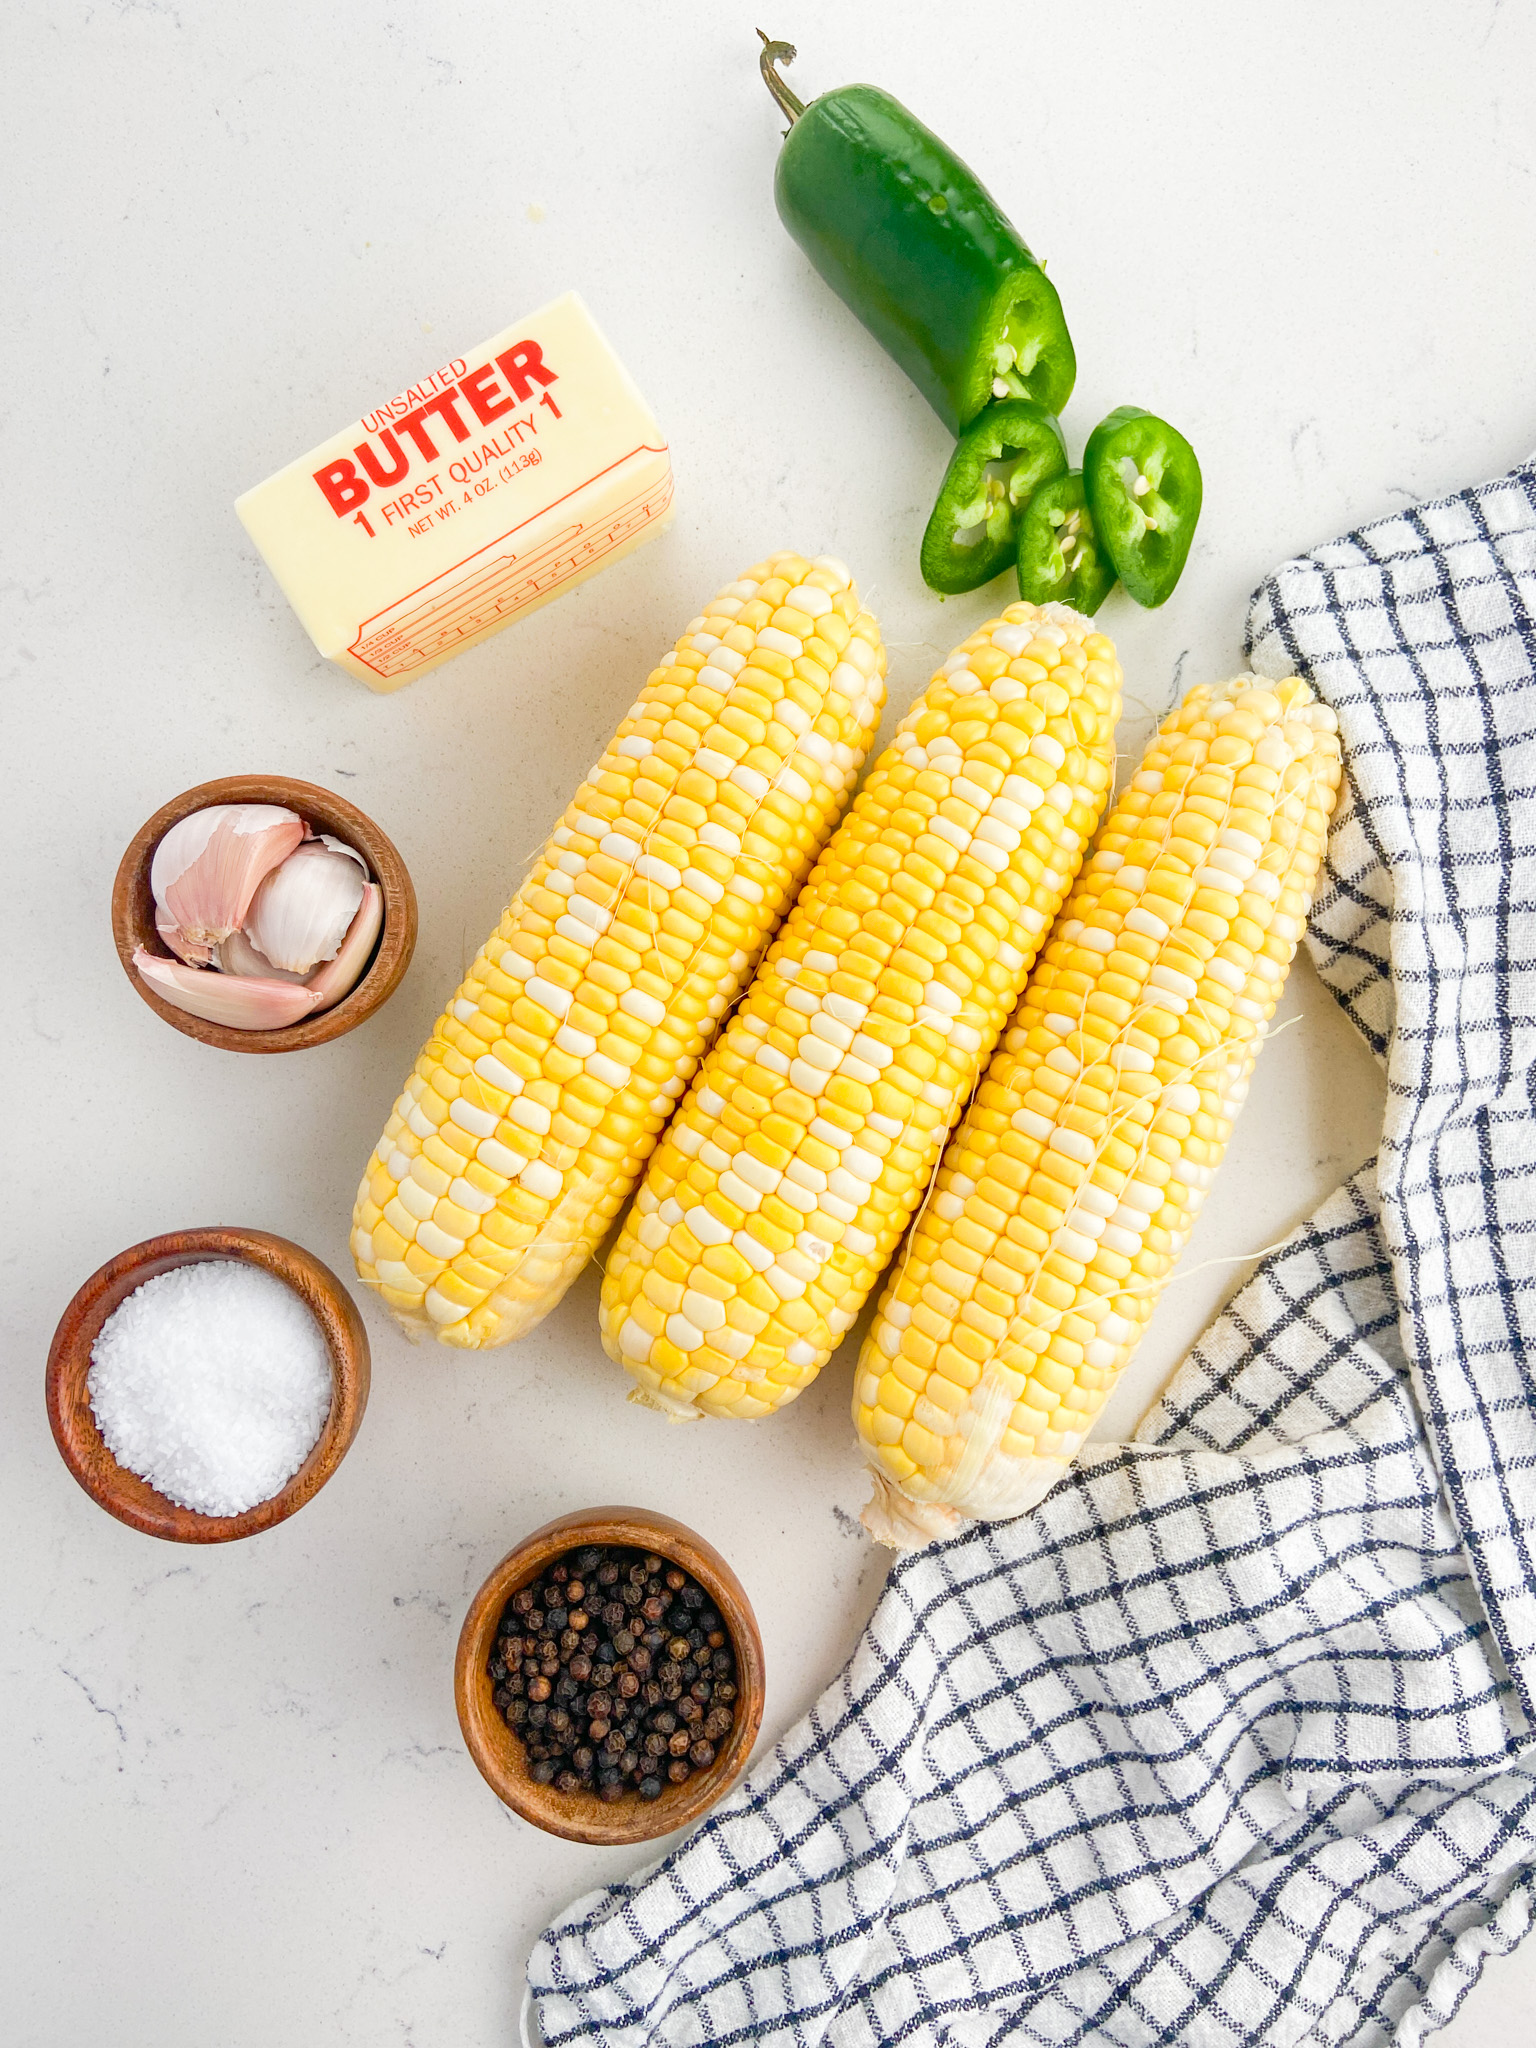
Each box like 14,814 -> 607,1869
134,948 -> 320,1029
244,840 -> 367,975
138,801 -> 380,1031
151,804 -> 306,950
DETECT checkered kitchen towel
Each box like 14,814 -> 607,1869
528,456 -> 1536,2047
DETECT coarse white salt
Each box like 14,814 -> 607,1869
88,1260 -> 333,1517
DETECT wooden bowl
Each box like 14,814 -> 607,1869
112,773 -> 417,1053
46,1227 -> 370,1543
455,1507 -> 765,1846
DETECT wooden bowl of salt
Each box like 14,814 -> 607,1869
46,1226 -> 369,1543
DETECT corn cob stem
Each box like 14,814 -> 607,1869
601,603 -> 1123,1418
351,553 -> 886,1348
856,673 -> 1342,1545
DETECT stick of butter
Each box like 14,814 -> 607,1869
236,292 -> 673,691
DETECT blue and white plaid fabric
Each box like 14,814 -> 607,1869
528,457 -> 1536,2047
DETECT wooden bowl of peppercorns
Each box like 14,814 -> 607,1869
454,1507 -> 765,1846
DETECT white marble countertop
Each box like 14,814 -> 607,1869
5,3 -> 1535,2041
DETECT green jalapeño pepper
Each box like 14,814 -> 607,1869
1015,471 -> 1116,616
759,35 -> 1075,433
920,399 -> 1066,594
1082,406 -> 1202,608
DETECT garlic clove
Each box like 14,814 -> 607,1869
214,927 -> 311,984
151,804 -> 306,949
156,908 -> 214,968
244,840 -> 367,974
133,948 -> 320,1030
305,883 -> 383,1012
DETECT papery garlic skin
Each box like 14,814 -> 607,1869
156,908 -> 214,968
133,948 -> 320,1029
313,833 -> 368,873
306,883 -> 382,1012
151,805 -> 305,949
245,841 -> 368,975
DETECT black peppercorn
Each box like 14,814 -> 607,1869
490,1542 -> 741,1805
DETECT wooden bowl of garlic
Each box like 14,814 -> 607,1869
112,775 -> 416,1053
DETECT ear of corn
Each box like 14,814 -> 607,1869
855,673 -> 1343,1547
351,553 -> 887,1348
600,604 -> 1123,1419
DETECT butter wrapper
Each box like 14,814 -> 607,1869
237,293 -> 672,690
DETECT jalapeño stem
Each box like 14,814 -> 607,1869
757,31 -> 805,126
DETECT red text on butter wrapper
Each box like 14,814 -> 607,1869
313,341 -> 559,518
